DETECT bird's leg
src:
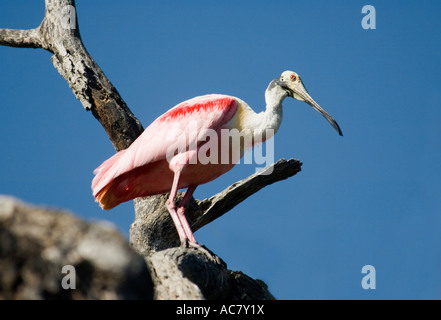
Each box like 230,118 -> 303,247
176,185 -> 223,262
176,184 -> 198,245
168,168 -> 218,260
166,169 -> 190,245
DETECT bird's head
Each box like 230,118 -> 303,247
269,70 -> 343,136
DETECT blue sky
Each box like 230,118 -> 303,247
1,1 -> 441,299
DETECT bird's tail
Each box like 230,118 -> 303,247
94,183 -> 116,210
91,149 -> 128,209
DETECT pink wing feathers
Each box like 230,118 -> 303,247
92,94 -> 238,208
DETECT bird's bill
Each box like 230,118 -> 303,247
291,82 -> 343,136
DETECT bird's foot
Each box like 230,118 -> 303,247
181,240 -> 226,266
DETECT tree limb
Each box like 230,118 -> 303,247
192,158 -> 302,231
130,158 -> 302,252
0,28 -> 42,49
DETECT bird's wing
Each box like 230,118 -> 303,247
92,94 -> 238,196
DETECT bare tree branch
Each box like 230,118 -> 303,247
0,28 -> 42,49
192,158 -> 302,231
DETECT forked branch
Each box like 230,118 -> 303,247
1,0 -> 302,237
1,0 -> 301,253
130,158 -> 302,253
0,0 -> 143,151
1,0 -> 301,300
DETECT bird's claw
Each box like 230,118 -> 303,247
181,240 -> 225,266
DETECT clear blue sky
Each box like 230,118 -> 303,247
1,1 -> 440,299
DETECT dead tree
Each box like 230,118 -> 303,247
0,0 -> 301,299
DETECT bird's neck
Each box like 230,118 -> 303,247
255,88 -> 286,139
236,87 -> 287,147
239,90 -> 284,147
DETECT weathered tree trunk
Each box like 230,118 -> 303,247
0,0 -> 301,299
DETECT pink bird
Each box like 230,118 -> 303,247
92,71 -> 342,248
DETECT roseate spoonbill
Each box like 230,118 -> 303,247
92,70 -> 342,247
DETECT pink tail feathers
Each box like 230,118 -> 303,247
91,149 -> 128,209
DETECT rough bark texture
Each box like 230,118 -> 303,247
0,0 -> 144,151
0,196 -> 276,300
0,0 -> 301,300
0,196 -> 153,299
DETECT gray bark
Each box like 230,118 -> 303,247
0,0 -> 301,299
0,196 -> 153,299
0,0 -> 144,151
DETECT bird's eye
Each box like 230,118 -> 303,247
290,74 -> 296,81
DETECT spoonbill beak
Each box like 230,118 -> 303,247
289,79 -> 343,136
